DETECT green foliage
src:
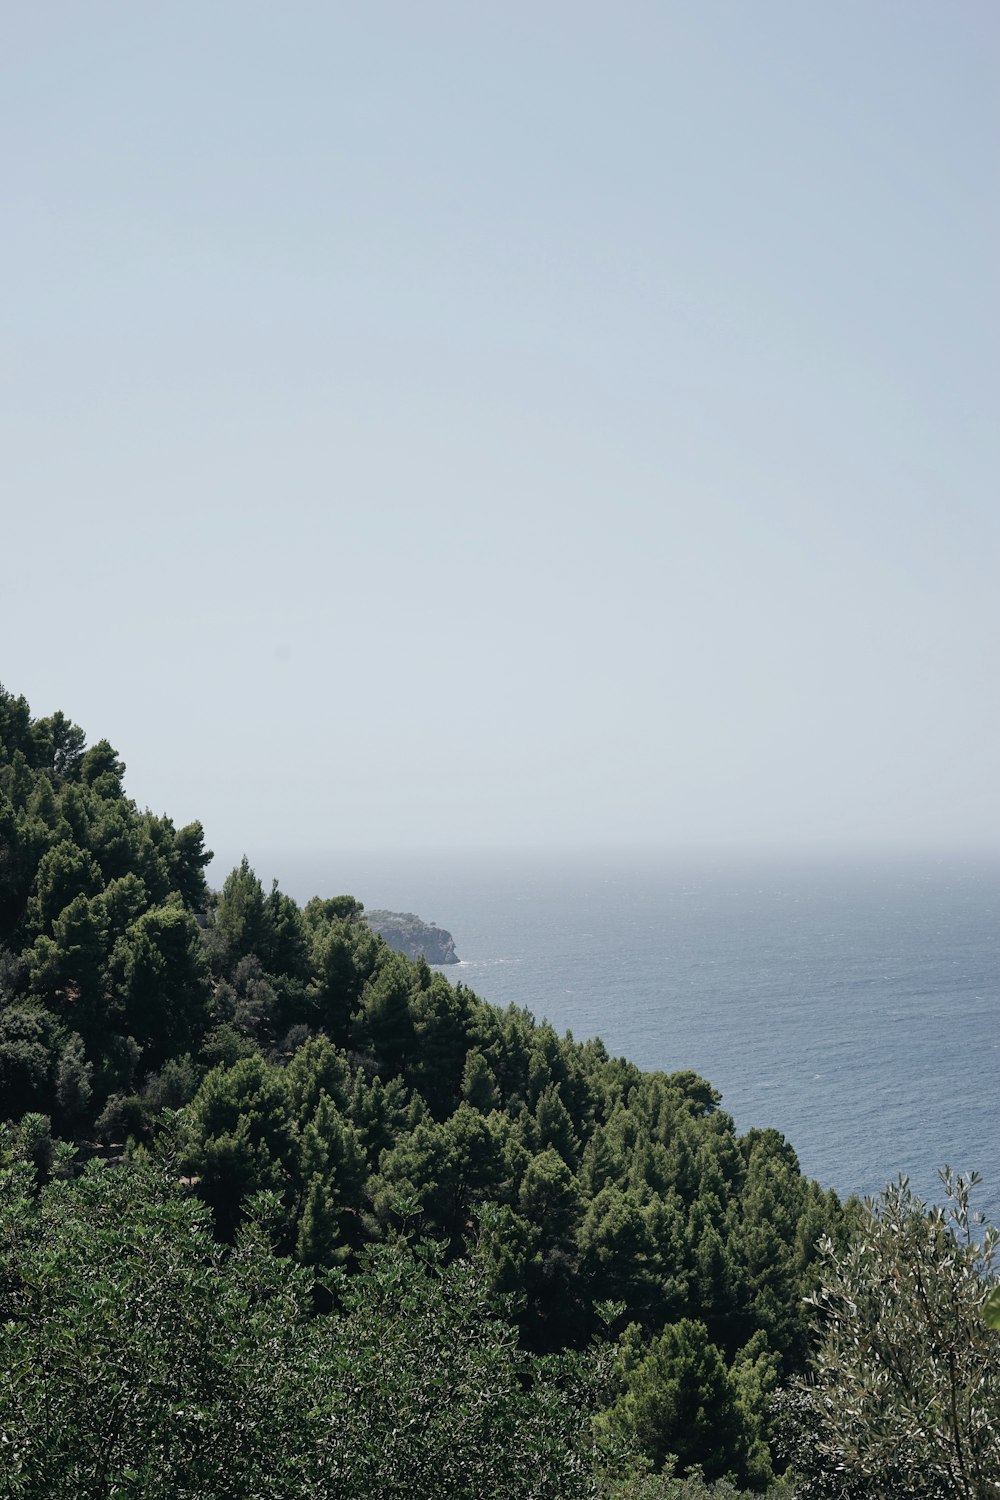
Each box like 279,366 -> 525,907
321,1234 -> 609,1500
79,736 -> 126,790
0,1003 -> 61,1118
368,1103 -> 506,1241
112,904 -> 210,1066
784,1171 -> 1000,1499
94,1089 -> 149,1144
602,1320 -> 750,1485
305,900 -> 381,1043
54,1031 -> 93,1125
25,839 -> 103,940
296,1173 -> 340,1265
285,1032 -> 350,1115
579,1186 -> 659,1315
142,1052 -> 201,1111
32,710 -> 87,783
181,1055 -> 294,1237
213,856 -> 268,960
0,1154 -> 320,1499
520,1146 -> 583,1241
984,1284 -> 1000,1331
354,950 -> 416,1072
729,1331 -> 782,1489
169,820 -> 212,910
12,1111 -> 57,1179
0,686 -> 867,1489
535,1080 -> 581,1166
462,1045 -> 500,1111
304,893 -> 365,925
602,1469 -> 795,1500
0,1154 -> 613,1500
408,969 -> 473,1116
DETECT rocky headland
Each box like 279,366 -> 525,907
365,910 -> 459,964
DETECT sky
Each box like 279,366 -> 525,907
3,2 -> 998,868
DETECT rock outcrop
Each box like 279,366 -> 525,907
365,910 -> 459,965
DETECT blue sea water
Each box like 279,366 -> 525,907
269,849 -> 1000,1225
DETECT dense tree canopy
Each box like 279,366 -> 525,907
0,1147 -> 611,1500
1,685 -> 995,1498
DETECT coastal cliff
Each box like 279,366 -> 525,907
365,909 -> 460,964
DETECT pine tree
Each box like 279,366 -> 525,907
296,1174 -> 340,1266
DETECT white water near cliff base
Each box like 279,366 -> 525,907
253,849 -> 999,1224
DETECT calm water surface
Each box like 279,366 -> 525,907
264,849 -> 999,1222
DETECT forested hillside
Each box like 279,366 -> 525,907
1,685 -> 997,1500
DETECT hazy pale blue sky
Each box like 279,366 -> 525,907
3,2 -> 998,865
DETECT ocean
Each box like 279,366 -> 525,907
262,848 -> 999,1225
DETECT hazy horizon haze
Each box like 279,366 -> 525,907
4,3 -> 997,860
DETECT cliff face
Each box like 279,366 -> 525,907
365,910 -> 459,965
